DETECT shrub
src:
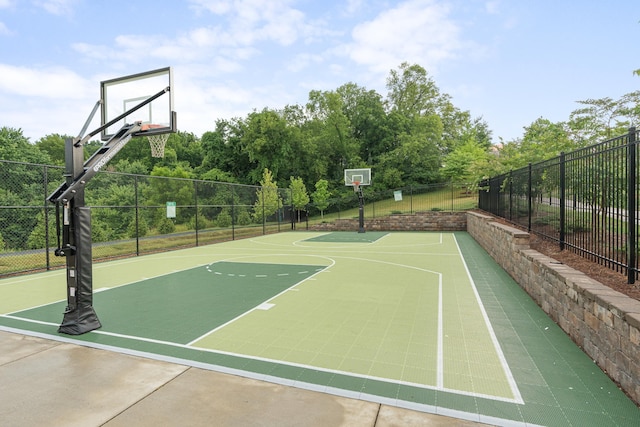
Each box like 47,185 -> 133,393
216,210 -> 232,228
157,218 -> 176,234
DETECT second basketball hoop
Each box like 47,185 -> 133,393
344,168 -> 371,233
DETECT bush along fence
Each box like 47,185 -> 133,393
479,127 -> 639,284
0,160 -> 293,277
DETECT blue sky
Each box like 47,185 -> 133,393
1,0 -> 639,144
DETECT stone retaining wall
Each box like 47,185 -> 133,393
467,211 -> 640,405
308,211 -> 467,232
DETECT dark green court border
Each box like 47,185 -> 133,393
2,233 -> 638,426
304,231 -> 388,243
453,232 -> 639,426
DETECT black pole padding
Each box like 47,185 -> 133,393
357,188 -> 365,233
58,206 -> 101,335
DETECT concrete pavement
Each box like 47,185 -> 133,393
0,330 -> 487,426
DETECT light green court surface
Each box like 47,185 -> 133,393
1,231 -> 638,426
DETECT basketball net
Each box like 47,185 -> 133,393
353,181 -> 360,193
148,133 -> 169,158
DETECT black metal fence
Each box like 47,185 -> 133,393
479,127 -> 639,283
0,160 -> 293,277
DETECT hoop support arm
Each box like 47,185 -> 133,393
75,86 -> 170,147
47,122 -> 142,204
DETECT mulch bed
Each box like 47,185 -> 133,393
529,234 -> 640,302
480,212 -> 640,302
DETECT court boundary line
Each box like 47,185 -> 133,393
453,234 -> 524,405
0,324 -> 536,427
0,316 -> 521,405
2,233 -> 524,406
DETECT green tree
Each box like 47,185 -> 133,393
495,118 -> 574,173
438,98 -> 493,154
200,118 -> 251,182
242,108 -> 301,184
253,168 -> 282,223
289,176 -> 309,222
145,165 -> 195,227
90,184 -> 136,240
35,134 -> 68,166
385,62 -> 441,118
336,83 -> 392,165
170,131 -> 203,171
311,179 -> 331,219
378,115 -> 443,186
306,90 -> 360,184
26,211 -> 54,249
127,215 -> 148,238
0,128 -> 52,249
216,209 -> 232,227
441,138 -> 490,186
568,97 -> 628,143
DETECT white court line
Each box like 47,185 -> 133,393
437,272 -> 444,389
1,233 -> 523,405
453,234 -> 524,405
186,257 -> 336,346
0,322 -> 526,411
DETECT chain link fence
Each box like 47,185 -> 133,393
0,160 -> 293,277
301,181 -> 477,225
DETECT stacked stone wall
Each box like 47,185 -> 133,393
308,211 -> 466,232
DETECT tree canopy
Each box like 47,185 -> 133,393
2,61 -> 638,201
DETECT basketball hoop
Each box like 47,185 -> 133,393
353,181 -> 360,192
140,123 -> 169,158
148,133 -> 168,158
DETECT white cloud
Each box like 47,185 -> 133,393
485,0 -> 500,14
188,0 -> 233,15
287,53 -> 325,72
347,0 -> 462,75
34,0 -> 78,16
72,0 -> 317,68
0,0 -> 13,8
0,64 -> 92,98
188,0 -> 316,46
0,21 -> 10,35
345,0 -> 364,15
0,64 -> 100,139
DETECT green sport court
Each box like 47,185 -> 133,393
0,231 -> 638,426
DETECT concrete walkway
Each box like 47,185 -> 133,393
0,330 -> 487,427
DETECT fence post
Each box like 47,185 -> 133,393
410,186 -> 413,214
509,171 -> 513,221
528,163 -> 532,232
627,127 -> 636,284
44,165 -> 51,270
262,189 -> 266,235
231,185 -> 236,241
451,181 -> 454,211
194,180 -> 199,246
559,152 -> 565,251
134,175 -> 140,256
290,188 -> 294,230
